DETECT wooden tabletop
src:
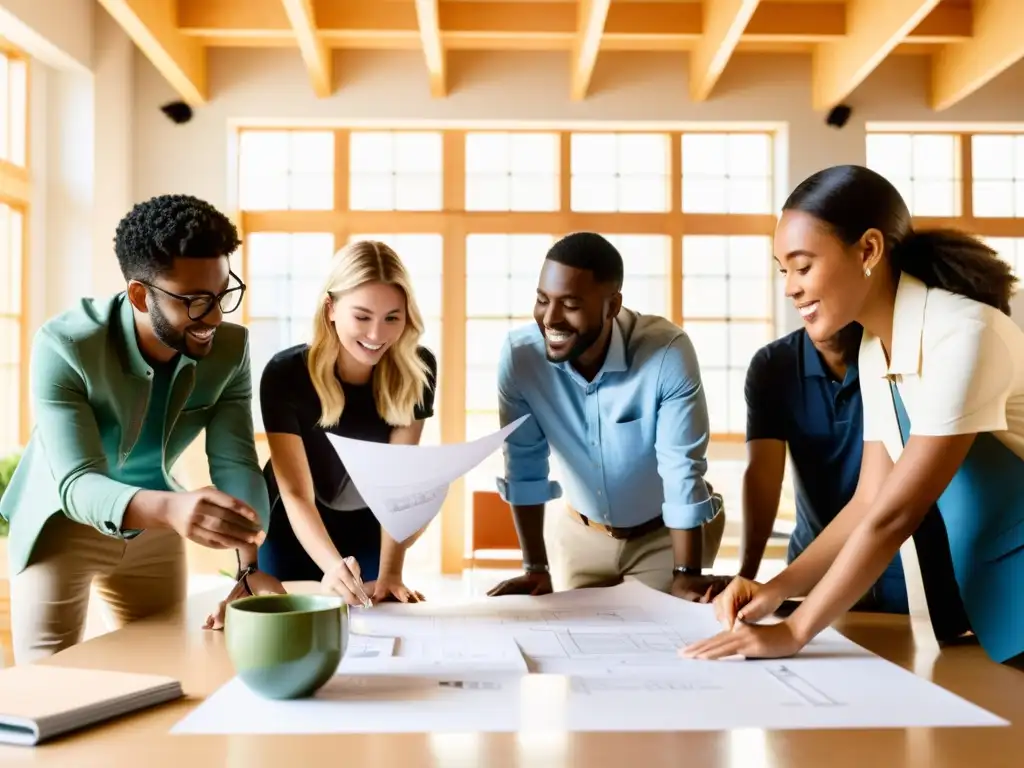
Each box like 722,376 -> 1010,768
2,583 -> 1022,768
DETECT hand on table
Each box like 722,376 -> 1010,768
366,575 -> 426,604
677,575 -> 801,660
321,556 -> 374,607
670,573 -> 733,603
486,571 -> 553,597
203,569 -> 287,630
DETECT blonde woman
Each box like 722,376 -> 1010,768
256,240 -> 437,605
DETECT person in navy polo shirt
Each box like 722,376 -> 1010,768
738,321 -> 908,613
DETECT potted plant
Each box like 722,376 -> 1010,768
0,451 -> 20,574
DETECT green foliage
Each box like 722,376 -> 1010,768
0,451 -> 21,537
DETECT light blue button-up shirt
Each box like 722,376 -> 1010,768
495,308 -> 717,530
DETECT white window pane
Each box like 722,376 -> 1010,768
350,173 -> 394,210
912,135 -> 956,180
240,132 -> 289,176
466,320 -> 514,366
240,174 -> 289,210
350,132 -> 396,172
466,412 -> 502,443
727,236 -> 771,276
510,276 -> 539,314
289,172 -> 333,210
683,322 -> 727,368
510,175 -> 558,211
972,135 -> 1014,180
683,277 -> 727,317
911,180 -> 956,217
248,233 -> 292,277
1015,137 -> 1024,179
728,369 -> 747,435
466,366 -> 499,411
727,134 -> 771,178
249,277 -> 289,317
5,209 -> 21,314
510,134 -> 559,174
413,276 -> 443,318
0,365 -> 18,454
466,134 -> 509,174
683,236 -> 727,276
888,176 -> 915,212
420,319 -> 443,364
866,134 -> 913,178
288,233 -> 335,275
572,175 -> 617,212
729,278 -> 770,319
729,179 -> 772,214
729,322 -> 769,368
618,175 -> 668,213
467,235 -> 513,276
466,277 -> 516,316
290,132 -> 334,173
395,174 -> 442,210
0,317 -> 18,364
395,133 -> 443,173
682,179 -> 727,213
700,368 -> 728,433
618,134 -> 668,174
682,134 -> 727,176
1016,181 -> 1024,217
466,174 -> 510,211
509,236 -> 554,271
288,277 -> 324,319
623,277 -> 667,317
571,134 -> 617,174
974,180 -> 1015,217
608,235 -> 669,275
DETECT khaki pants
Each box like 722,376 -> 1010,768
545,502 -> 726,593
10,513 -> 186,665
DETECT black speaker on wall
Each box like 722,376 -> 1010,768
826,104 -> 852,129
160,101 -> 193,124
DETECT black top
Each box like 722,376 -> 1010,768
259,343 -> 437,511
745,327 -> 865,562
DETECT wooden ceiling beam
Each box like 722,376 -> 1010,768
570,0 -> 612,100
932,0 -> 1024,111
414,0 -> 447,97
280,0 -> 332,97
811,0 -> 942,112
98,0 -> 206,103
176,0 -> 972,51
690,0 -> 762,102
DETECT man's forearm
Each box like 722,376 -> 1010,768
739,499 -> 777,580
511,504 -> 548,566
121,490 -> 171,531
670,525 -> 702,570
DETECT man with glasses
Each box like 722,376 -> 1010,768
1,194 -> 282,663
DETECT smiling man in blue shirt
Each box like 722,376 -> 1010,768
486,232 -> 729,601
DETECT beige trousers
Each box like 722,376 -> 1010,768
545,503 -> 727,593
10,513 -> 186,665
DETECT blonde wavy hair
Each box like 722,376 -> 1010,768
307,240 -> 431,428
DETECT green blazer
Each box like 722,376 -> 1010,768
0,292 -> 270,576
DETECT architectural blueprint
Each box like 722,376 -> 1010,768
172,581 -> 1007,735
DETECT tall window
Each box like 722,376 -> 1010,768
867,130 -> 1024,275
0,45 -> 29,456
237,126 -> 779,573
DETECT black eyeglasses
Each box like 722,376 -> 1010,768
141,270 -> 246,321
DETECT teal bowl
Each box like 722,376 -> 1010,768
225,593 -> 349,700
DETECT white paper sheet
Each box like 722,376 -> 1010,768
172,581 -> 1008,735
325,415 -> 529,542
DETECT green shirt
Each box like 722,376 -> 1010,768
112,356 -> 177,492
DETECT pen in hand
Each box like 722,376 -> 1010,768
345,556 -> 373,609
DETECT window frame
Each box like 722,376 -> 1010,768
235,126 -> 779,573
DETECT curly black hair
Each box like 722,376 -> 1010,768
114,194 -> 242,281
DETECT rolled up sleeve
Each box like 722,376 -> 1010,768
654,333 -> 715,529
495,336 -> 562,506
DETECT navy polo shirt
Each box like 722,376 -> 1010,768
745,328 -> 864,560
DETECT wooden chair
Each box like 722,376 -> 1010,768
464,491 -> 523,570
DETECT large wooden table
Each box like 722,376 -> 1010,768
2,584 -> 1022,767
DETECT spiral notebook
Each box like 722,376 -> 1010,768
0,664 -> 183,746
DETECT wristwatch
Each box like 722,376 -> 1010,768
673,565 -> 702,576
523,562 -> 550,574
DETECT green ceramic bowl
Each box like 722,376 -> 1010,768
225,593 -> 349,700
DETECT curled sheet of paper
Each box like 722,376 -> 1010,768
325,415 -> 529,543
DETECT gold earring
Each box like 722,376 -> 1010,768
865,267 -> 872,277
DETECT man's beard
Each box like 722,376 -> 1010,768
545,326 -> 602,364
150,300 -> 211,359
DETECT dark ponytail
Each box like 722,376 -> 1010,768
892,229 -> 1016,315
783,165 -> 1018,315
